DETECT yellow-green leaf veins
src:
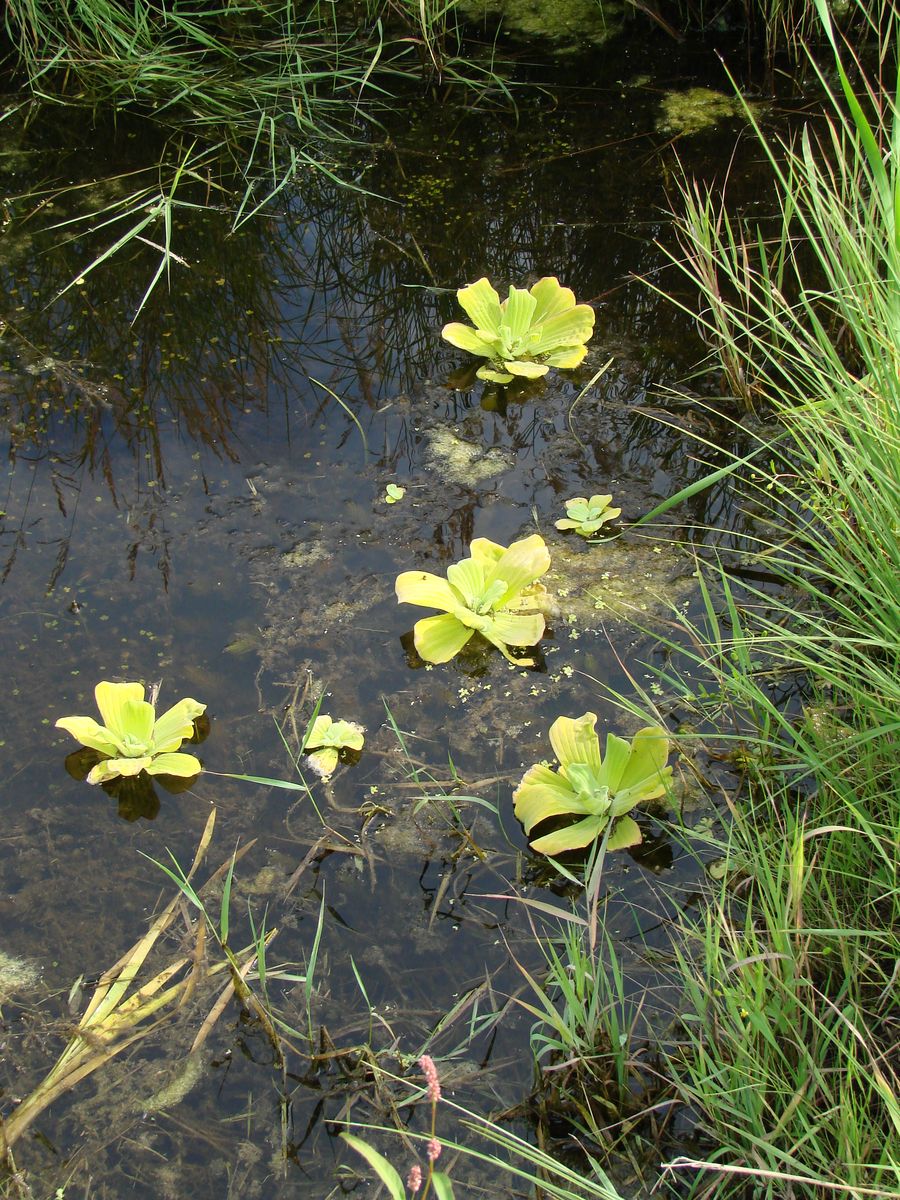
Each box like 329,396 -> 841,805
513,713 -> 672,856
56,681 -> 206,785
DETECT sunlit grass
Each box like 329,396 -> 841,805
642,0 -> 900,1190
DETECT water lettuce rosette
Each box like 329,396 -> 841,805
442,276 -> 595,384
56,681 -> 206,785
555,494 -> 621,537
396,534 -> 551,665
303,715 -> 365,779
514,712 -> 672,855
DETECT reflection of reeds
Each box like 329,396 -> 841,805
0,810 -> 279,1159
3,0 -> 504,247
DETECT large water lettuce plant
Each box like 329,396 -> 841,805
396,534 -> 551,665
56,681 -> 206,785
442,277 -> 595,384
514,713 -> 672,855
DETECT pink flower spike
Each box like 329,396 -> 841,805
407,1164 -> 423,1194
427,1138 -> 442,1163
419,1055 -> 442,1103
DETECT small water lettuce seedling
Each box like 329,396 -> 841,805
513,713 -> 672,855
396,534 -> 551,665
555,493 -> 621,537
384,483 -> 405,504
56,681 -> 206,785
442,276 -> 595,384
303,715 -> 364,778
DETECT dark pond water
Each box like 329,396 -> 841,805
0,35 -> 770,1199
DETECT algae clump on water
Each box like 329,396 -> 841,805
458,0 -> 624,49
657,87 -> 748,136
0,949 -> 40,1002
426,426 -> 514,484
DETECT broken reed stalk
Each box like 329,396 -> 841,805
0,809 -> 278,1157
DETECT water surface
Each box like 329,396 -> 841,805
0,37 -> 763,1197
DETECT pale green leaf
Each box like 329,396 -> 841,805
513,763 -> 588,832
565,765 -> 610,815
395,570 -> 458,613
55,715 -> 120,757
145,751 -> 203,778
565,498 -> 591,519
307,718 -> 364,752
441,321 -> 498,357
612,770 -> 672,814
94,681 -> 145,739
413,613 -> 473,663
305,715 -> 333,747
530,814 -> 608,856
483,534 -> 551,605
488,609 -> 545,651
597,731 -> 632,791
504,359 -> 549,378
476,364 -> 514,383
543,344 -> 588,369
87,755 -> 153,784
529,276 -> 576,323
616,726 -> 671,794
329,721 -> 364,751
528,306 -> 595,355
469,537 -> 506,566
121,698 -> 156,746
152,697 -> 206,753
307,746 -> 340,777
588,493 -> 615,510
452,604 -> 491,632
446,557 -> 487,609
502,285 -> 537,341
606,814 -> 642,851
456,277 -> 502,336
549,712 -> 603,775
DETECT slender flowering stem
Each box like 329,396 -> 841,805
417,1055 -> 443,1199
419,1054 -> 442,1103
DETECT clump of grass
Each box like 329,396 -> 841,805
644,0 -> 900,1190
510,907 -> 668,1152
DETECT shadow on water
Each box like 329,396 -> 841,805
0,37 -> 776,1199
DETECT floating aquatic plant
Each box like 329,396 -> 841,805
303,715 -> 365,778
442,276 -> 595,384
513,713 -> 672,855
384,483 -> 406,504
555,493 -> 621,537
396,534 -> 551,665
56,681 -> 206,785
